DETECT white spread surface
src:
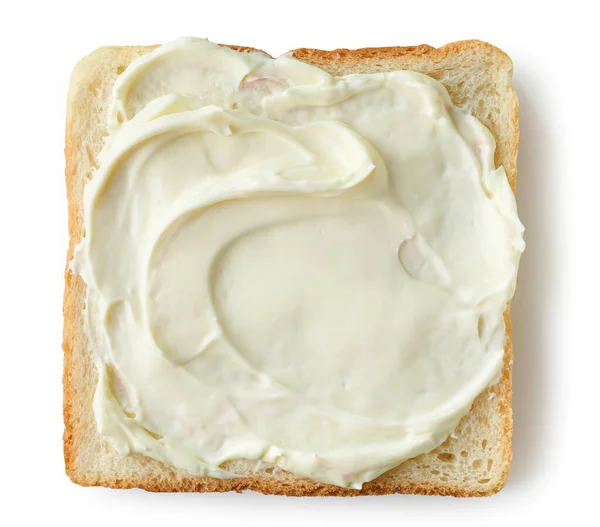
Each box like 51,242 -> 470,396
72,37 -> 524,489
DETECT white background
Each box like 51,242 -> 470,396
0,0 -> 596,524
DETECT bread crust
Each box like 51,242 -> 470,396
63,40 -> 518,497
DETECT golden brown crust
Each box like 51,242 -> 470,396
291,39 -> 512,66
63,40 -> 518,497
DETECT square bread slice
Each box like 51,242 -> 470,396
63,40 -> 518,497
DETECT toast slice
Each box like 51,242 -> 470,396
63,40 -> 518,497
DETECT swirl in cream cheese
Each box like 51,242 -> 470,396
72,37 -> 524,488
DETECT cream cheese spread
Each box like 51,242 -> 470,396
72,37 -> 524,489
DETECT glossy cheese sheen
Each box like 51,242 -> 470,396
72,37 -> 524,488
